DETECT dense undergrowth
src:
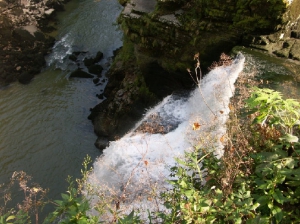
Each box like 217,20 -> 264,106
1,54 -> 300,223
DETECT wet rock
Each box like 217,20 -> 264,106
69,69 -> 94,78
83,57 -> 95,67
96,93 -> 104,99
68,54 -> 77,62
93,77 -> 100,84
18,72 -> 34,84
88,64 -> 103,75
83,51 -> 104,67
94,51 -> 104,63
94,136 -> 109,151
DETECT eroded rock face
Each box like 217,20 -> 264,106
0,0 -> 66,85
243,0 -> 300,60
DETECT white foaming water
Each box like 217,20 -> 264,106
46,34 -> 73,68
88,53 -> 245,219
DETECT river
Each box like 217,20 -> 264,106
0,0 -> 123,214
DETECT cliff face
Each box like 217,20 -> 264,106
89,0 -> 300,148
246,0 -> 300,60
119,0 -> 293,70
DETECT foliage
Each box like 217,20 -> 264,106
0,156 -> 102,224
44,156 -> 99,224
149,87 -> 300,223
246,87 -> 300,140
0,171 -> 48,224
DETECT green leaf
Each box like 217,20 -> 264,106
280,134 -> 298,143
118,210 -> 135,223
271,206 -> 283,222
61,193 -> 70,201
273,189 -> 285,204
256,195 -> 269,206
284,157 -> 297,169
250,202 -> 260,211
5,216 -> 15,221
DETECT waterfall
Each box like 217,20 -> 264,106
87,53 -> 245,219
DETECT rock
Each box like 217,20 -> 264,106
83,57 -> 95,67
93,77 -> 100,84
84,51 -> 104,66
94,51 -> 104,63
44,8 -> 55,16
12,28 -> 36,42
94,136 -> 109,151
117,89 -> 125,97
68,54 -> 77,62
0,0 -> 70,86
69,69 -> 94,78
291,31 -> 300,39
34,31 -> 46,41
88,64 -> 103,75
273,48 -> 290,58
289,39 -> 300,60
18,72 -> 34,84
96,93 -> 104,99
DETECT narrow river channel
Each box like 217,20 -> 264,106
0,0 -> 123,209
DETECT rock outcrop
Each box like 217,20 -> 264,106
90,0 -> 299,148
243,0 -> 300,60
0,0 -> 67,85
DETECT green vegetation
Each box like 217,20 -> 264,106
2,83 -> 300,223
149,87 -> 300,223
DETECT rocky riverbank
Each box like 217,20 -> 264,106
89,0 -> 300,150
0,0 -> 67,85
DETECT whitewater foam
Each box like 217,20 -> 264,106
87,53 -> 245,219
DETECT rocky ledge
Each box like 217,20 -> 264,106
0,0 -> 66,85
244,0 -> 300,60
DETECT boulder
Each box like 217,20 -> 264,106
94,136 -> 109,151
94,51 -> 104,63
83,51 -> 104,66
93,77 -> 100,84
88,64 -> 103,75
83,57 -> 95,67
68,54 -> 77,62
18,72 -> 34,84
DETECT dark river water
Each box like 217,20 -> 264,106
0,0 -> 123,214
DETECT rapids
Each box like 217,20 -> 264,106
87,53 -> 245,219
